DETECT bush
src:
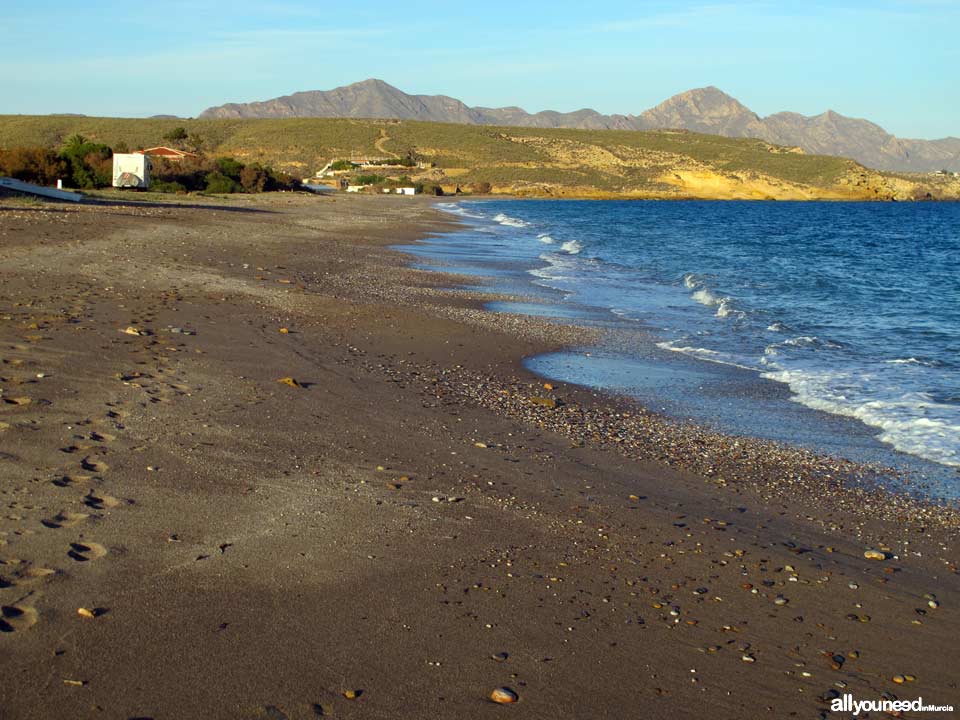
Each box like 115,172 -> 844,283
240,165 -> 268,193
330,159 -> 354,171
354,174 -> 385,185
163,127 -> 188,142
0,147 -> 68,185
205,171 -> 241,193
151,180 -> 188,194
216,157 -> 244,178
59,136 -> 112,188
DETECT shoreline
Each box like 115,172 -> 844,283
408,197 -> 960,508
1,192 -> 957,718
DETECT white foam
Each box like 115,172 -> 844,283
538,234 -> 555,244
493,212 -> 530,228
682,273 -> 700,290
656,341 -> 756,371
560,239 -> 583,254
762,368 -> 960,468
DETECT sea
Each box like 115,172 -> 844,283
398,200 -> 960,500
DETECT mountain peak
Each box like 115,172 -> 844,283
196,81 -> 960,172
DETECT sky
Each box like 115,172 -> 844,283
1,0 -> 957,139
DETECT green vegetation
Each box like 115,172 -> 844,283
330,159 -> 355,171
354,174 -> 386,186
162,126 -> 188,142
0,114 -> 864,194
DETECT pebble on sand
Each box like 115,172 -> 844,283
490,687 -> 519,704
864,549 -> 888,561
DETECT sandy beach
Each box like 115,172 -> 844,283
0,192 -> 957,719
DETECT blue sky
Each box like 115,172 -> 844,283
2,0 -> 957,138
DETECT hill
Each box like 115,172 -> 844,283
197,79 -> 960,173
1,114 -> 957,201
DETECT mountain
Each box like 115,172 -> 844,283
198,80 -> 959,172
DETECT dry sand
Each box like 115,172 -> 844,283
0,192 -> 957,719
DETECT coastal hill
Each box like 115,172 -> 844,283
2,114 -> 959,201
198,79 -> 960,173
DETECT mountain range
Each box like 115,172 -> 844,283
198,79 -> 959,173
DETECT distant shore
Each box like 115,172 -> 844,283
1,192 -> 957,719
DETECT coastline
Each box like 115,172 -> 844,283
1,192 -> 957,718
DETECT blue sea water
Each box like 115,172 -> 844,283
401,200 -> 960,497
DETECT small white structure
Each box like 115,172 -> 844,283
346,185 -> 366,193
396,187 -> 417,196
112,153 -> 151,189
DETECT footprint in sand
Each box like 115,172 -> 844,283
80,457 -> 109,474
1,397 -> 32,407
83,493 -> 122,510
67,541 -> 107,563
41,512 -> 91,529
52,474 -> 92,488
1,565 -> 58,588
60,444 -> 91,455
16,566 -> 58,585
88,431 -> 115,443
0,604 -> 38,633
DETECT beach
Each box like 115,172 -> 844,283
0,192 -> 957,719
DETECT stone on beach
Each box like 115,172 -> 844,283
864,549 -> 888,561
490,687 -> 519,704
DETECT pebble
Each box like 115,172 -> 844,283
490,687 -> 519,704
741,654 -> 756,663
864,549 -> 887,561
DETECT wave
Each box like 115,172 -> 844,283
493,212 -> 530,228
656,341 -> 756,371
762,368 -> 960,468
538,234 -> 555,244
560,239 -> 583,254
682,273 -> 744,319
439,203 -> 485,219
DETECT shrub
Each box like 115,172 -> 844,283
239,165 -> 269,193
0,147 -> 68,185
354,174 -> 385,185
216,157 -> 244,179
205,171 -> 241,193
59,137 -> 112,188
163,126 -> 188,142
330,159 -> 354,171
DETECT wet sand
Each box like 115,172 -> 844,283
0,192 -> 957,719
